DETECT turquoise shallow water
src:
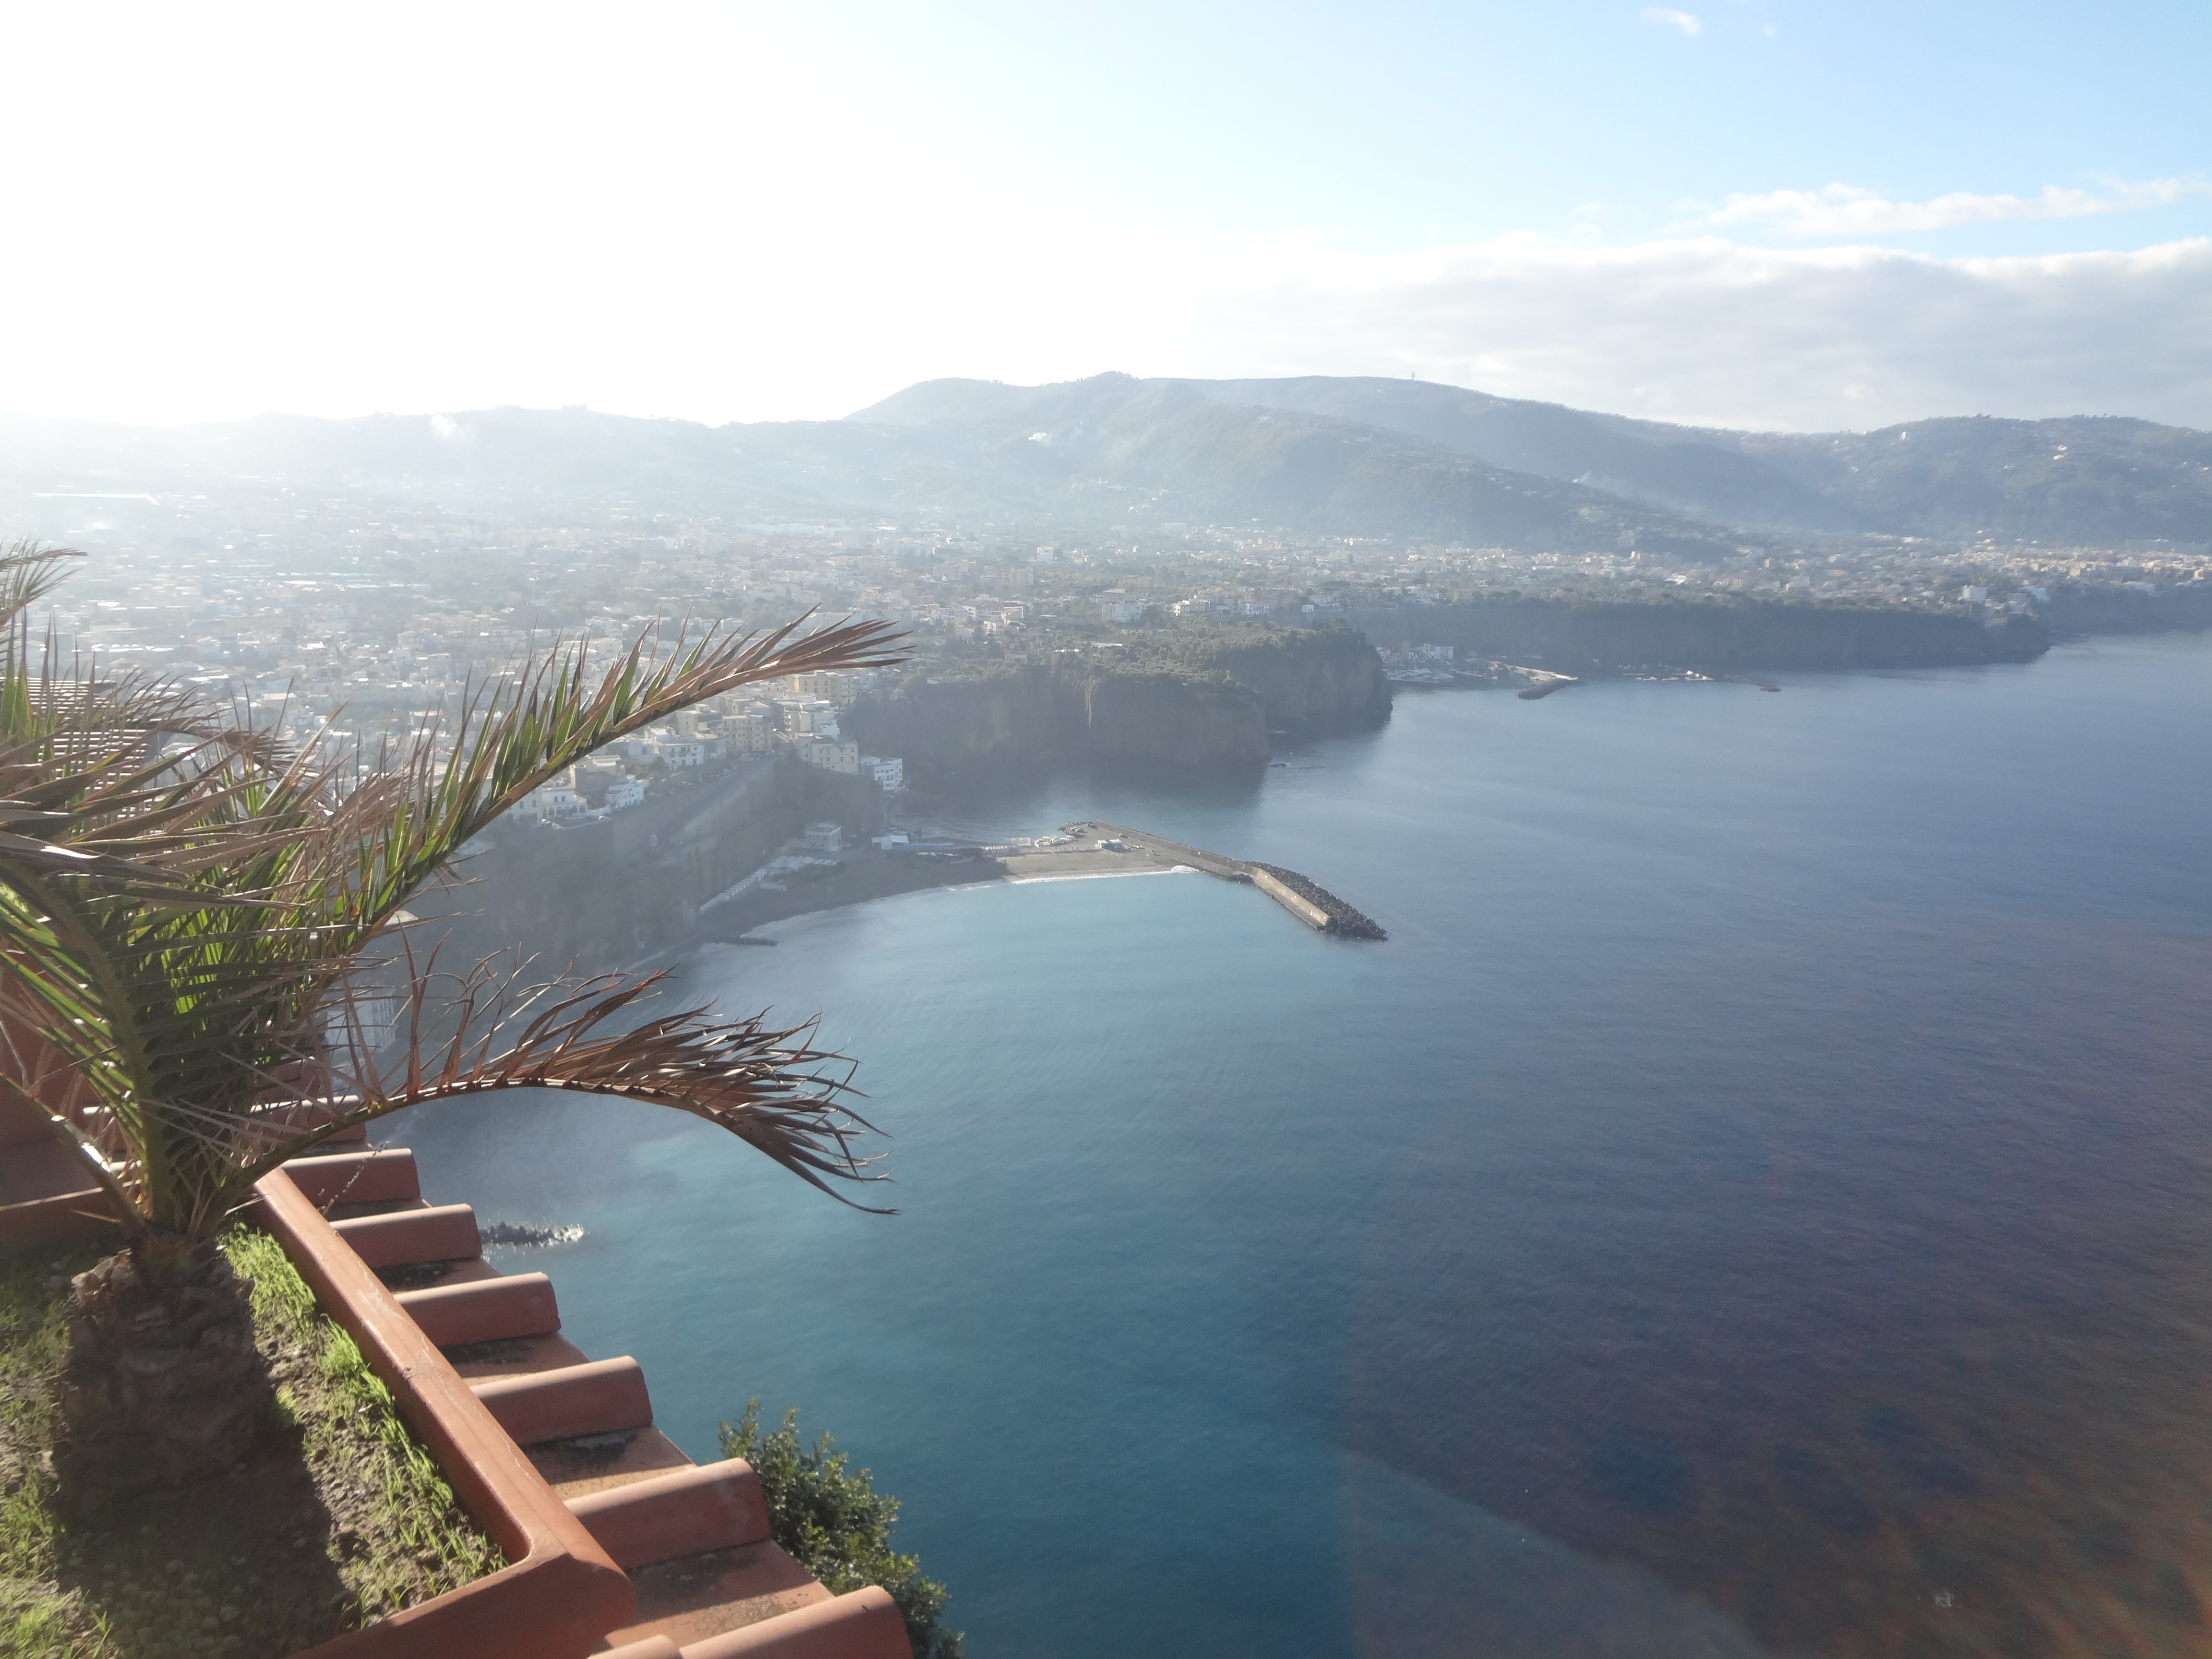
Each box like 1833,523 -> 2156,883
397,634 -> 2212,1658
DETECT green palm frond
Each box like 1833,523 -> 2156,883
0,546 -> 909,1263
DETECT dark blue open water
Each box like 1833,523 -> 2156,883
397,634 -> 2212,1657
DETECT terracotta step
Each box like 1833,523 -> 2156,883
325,1196 -> 431,1221
445,1330 -> 596,1382
288,1153 -> 912,1659
378,1257 -> 501,1292
284,1147 -> 420,1207
678,1586 -> 908,1659
605,1604 -> 908,1659
0,1138 -> 110,1249
330,1202 -> 481,1268
533,1425 -> 699,1499
0,1135 -> 99,1206
0,1089 -> 66,1148
568,1460 -> 771,1569
593,1540 -> 831,1653
471,1356 -> 653,1444
394,1271 -> 558,1345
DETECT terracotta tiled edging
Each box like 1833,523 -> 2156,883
254,1167 -> 637,1659
7,1121 -> 914,1659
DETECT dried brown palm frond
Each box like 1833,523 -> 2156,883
243,948 -> 890,1211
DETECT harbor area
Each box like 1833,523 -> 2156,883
694,818 -> 1386,941
1046,823 -> 1387,938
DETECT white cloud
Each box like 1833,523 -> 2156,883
1171,236 -> 2212,432
1641,8 -> 1702,35
1699,176 -> 2210,237
4,210 -> 2206,436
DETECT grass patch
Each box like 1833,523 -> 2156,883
0,1227 -> 501,1659
1,1240 -> 105,1659
720,1400 -> 962,1659
223,1230 -> 501,1621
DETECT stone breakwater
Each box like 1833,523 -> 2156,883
1064,821 -> 1388,941
1247,863 -> 1389,940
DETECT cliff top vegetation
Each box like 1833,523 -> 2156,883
885,617 -> 1381,687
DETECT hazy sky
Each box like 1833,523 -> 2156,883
4,1 -> 2207,432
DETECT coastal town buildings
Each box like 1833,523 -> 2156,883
514,775 -> 586,822
793,737 -> 861,775
9,472 -> 2207,807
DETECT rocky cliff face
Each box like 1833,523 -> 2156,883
2040,580 -> 2212,636
1083,673 -> 1269,768
844,671 -> 1080,773
1352,600 -> 2048,671
846,625 -> 1392,783
1184,626 -> 1392,731
846,663 -> 1269,779
402,756 -> 864,975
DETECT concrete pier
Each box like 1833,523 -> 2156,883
1248,868 -> 1330,930
1058,821 -> 1387,940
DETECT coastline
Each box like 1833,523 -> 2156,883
679,866 -> 1200,963
694,853 -> 1011,941
691,842 -> 1196,943
1006,866 -> 1198,885
687,820 -> 1383,948
692,859 -> 1203,944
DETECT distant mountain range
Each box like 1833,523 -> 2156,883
858,374 -> 2212,548
7,375 -> 2208,551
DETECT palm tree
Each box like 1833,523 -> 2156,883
0,545 -> 906,1503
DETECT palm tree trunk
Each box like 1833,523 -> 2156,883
48,1241 -> 271,1509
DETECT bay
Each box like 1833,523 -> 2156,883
396,633 -> 2212,1657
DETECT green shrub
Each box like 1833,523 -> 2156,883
718,1401 -> 962,1659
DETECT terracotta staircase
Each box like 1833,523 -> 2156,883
0,1093 -> 894,1658
287,1141 -> 910,1659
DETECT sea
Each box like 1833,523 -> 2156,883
393,631 -> 2212,1658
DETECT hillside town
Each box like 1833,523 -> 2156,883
503,667 -> 901,827
12,485 -> 2211,814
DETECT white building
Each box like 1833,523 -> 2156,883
802,821 -> 843,854
606,778 -> 646,810
516,777 -> 586,822
1098,590 -> 1147,623
777,698 -> 841,740
859,755 -> 903,791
